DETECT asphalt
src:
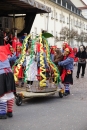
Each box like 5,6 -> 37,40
0,66 -> 87,130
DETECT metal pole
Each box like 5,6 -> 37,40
47,13 -> 49,32
69,13 -> 70,45
13,13 -> 15,36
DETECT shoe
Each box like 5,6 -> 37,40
7,112 -> 13,118
26,84 -> 31,88
21,83 -> 24,87
76,75 -> 79,78
0,114 -> 7,119
81,75 -> 84,78
26,84 -> 31,92
64,90 -> 70,96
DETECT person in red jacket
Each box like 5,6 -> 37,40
58,46 -> 74,96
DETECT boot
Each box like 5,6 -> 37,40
64,90 -> 70,96
76,75 -> 79,78
7,112 -> 13,118
0,114 -> 7,119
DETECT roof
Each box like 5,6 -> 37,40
78,0 -> 87,10
0,0 -> 51,16
78,6 -> 87,9
80,0 -> 87,6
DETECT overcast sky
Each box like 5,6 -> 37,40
82,0 -> 87,4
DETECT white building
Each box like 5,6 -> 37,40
30,0 -> 87,49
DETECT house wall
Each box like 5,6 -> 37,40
30,0 -> 87,48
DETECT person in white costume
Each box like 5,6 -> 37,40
26,48 -> 37,90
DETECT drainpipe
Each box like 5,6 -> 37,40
47,13 -> 49,32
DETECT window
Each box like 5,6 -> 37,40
51,30 -> 53,35
80,21 -> 82,28
77,10 -> 79,14
63,16 -> 65,23
51,11 -> 54,19
84,24 -> 85,30
55,12 -> 58,20
67,17 -> 69,24
74,8 -> 76,13
46,13 -> 49,17
78,21 -> 81,28
75,20 -> 78,27
60,14 -> 63,22
73,19 -> 75,26
76,20 -> 78,27
56,31 -> 58,37
40,13 -> 43,17
53,0 -> 56,2
71,19 -> 72,25
86,25 -> 87,30
34,27 -> 37,34
72,6 -> 74,12
0,17 -> 2,28
62,0 -> 66,7
67,3 -> 71,10
57,0 -> 61,4
4,18 -> 9,28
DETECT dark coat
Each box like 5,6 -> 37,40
76,45 -> 86,64
54,49 -> 63,75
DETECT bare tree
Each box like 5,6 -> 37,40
59,27 -> 78,41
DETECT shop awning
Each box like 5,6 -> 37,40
0,0 -> 51,16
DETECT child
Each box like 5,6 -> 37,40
58,47 -> 74,96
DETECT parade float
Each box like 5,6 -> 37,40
13,33 -> 64,106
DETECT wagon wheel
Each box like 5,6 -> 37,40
59,89 -> 64,98
15,95 -> 23,106
59,91 -> 64,98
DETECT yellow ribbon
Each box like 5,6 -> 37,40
43,38 -> 59,83
14,35 -> 31,82
39,34 -> 46,87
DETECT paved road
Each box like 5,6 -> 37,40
1,66 -> 87,130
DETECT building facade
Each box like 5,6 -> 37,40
30,0 -> 87,48
71,0 -> 87,19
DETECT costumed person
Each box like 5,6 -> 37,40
0,49 -> 16,119
12,36 -> 17,51
13,41 -> 25,87
76,45 -> 86,78
62,42 -> 69,53
21,33 -> 27,43
26,47 -> 37,91
73,47 -> 78,66
4,32 -> 8,45
50,46 -> 57,62
8,34 -> 13,46
58,47 -> 74,96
